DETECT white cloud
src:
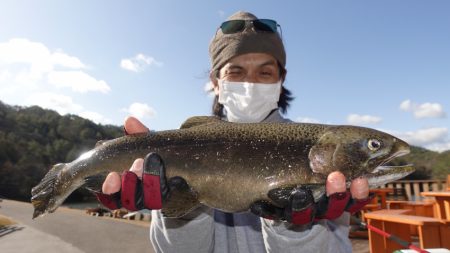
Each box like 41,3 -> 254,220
120,53 -> 162,72
120,59 -> 138,72
0,38 -> 110,94
26,92 -> 83,115
0,38 -> 112,125
399,100 -> 412,111
296,117 -> 320,124
50,51 -> 86,69
26,92 -> 111,124
0,38 -> 85,78
48,71 -> 110,93
0,38 -> 53,74
0,70 -> 11,82
347,114 -> 382,125
415,103 -> 446,119
218,10 -> 226,18
397,127 -> 448,146
399,99 -> 446,119
385,127 -> 449,152
425,142 -> 450,153
79,111 -> 112,125
121,102 -> 157,119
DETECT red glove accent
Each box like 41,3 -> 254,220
291,206 -> 315,225
95,153 -> 166,211
285,187 -> 316,225
255,188 -> 373,225
121,171 -> 140,211
316,191 -> 351,220
97,129 -> 165,211
346,193 -> 375,214
142,152 -> 167,209
95,192 -> 121,210
142,171 -> 163,209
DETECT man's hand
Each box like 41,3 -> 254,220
315,171 -> 370,220
102,116 -> 149,195
96,117 -> 168,211
328,171 -> 369,199
251,172 -> 373,225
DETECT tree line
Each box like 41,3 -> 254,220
0,100 -> 448,202
0,101 -> 122,201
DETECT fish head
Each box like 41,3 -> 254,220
308,126 -> 411,180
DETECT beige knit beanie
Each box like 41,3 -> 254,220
209,11 -> 286,72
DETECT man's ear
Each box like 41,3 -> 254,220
210,71 -> 220,96
281,69 -> 287,83
279,67 -> 287,95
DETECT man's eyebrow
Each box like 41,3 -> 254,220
259,60 -> 278,68
226,65 -> 244,71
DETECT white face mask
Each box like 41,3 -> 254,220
218,80 -> 282,123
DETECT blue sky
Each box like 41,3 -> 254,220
0,1 -> 449,152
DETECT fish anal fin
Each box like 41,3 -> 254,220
179,116 -> 223,129
161,176 -> 200,218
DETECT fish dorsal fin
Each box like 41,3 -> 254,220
95,140 -> 108,147
179,116 -> 223,129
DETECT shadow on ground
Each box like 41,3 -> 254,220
0,225 -> 24,238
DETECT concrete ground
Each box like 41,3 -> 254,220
0,199 -> 153,253
1,199 -> 370,253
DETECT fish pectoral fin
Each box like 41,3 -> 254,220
161,176 -> 200,218
268,185 -> 326,207
307,185 -> 326,202
267,187 -> 295,207
84,173 -> 108,192
179,116 -> 223,129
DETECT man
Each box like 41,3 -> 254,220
97,11 -> 371,253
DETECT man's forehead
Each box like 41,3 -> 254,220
225,58 -> 278,69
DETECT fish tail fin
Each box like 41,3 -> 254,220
31,163 -> 66,219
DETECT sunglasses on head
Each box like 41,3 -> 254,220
219,19 -> 281,35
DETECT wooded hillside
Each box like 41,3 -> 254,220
0,101 -> 448,202
0,101 -> 122,201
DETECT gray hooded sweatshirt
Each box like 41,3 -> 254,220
149,110 -> 352,253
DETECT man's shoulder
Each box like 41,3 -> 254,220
263,110 -> 292,123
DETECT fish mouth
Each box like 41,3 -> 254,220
366,142 -> 413,188
366,164 -> 415,188
371,143 -> 410,174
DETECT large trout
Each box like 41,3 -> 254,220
31,116 -> 414,219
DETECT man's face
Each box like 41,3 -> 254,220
212,53 -> 281,95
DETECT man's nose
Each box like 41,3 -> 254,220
243,72 -> 259,83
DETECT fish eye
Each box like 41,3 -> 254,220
367,139 -> 382,151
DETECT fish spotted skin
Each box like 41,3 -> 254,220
31,116 -> 413,219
